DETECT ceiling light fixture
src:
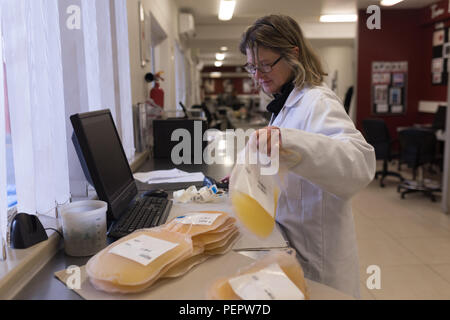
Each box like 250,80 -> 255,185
139,4 -> 145,22
218,0 -> 236,21
380,0 -> 404,6
220,46 -> 228,51
210,72 -> 222,78
216,53 -> 225,61
319,14 -> 357,23
214,61 -> 223,67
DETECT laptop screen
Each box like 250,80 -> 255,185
70,109 -> 137,221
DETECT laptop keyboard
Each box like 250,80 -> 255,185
108,196 -> 172,239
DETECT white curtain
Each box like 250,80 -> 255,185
174,42 -> 186,109
62,0 -> 134,197
2,0 -> 71,217
0,0 -> 134,223
112,0 -> 134,160
0,4 -> 8,259
80,0 -> 134,157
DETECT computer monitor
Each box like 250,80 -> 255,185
153,118 -> 208,160
70,109 -> 138,222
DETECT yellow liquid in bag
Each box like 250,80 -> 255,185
207,250 -> 309,300
231,191 -> 278,238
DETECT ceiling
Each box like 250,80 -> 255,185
174,0 -> 438,66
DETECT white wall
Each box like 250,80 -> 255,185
127,0 -> 186,111
314,44 -> 355,103
126,0 -> 150,105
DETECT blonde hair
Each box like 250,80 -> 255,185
240,15 -> 326,90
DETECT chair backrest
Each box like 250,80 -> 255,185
398,128 -> 436,168
193,103 -> 213,125
432,105 -> 446,131
362,118 -> 391,160
343,86 -> 353,115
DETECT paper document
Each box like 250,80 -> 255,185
134,168 -> 205,184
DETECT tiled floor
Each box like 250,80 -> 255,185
353,163 -> 450,300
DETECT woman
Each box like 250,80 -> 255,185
237,15 -> 376,298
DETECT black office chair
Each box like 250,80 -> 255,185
343,86 -> 353,115
362,118 -> 404,187
432,105 -> 447,132
397,128 -> 441,202
431,105 -> 446,172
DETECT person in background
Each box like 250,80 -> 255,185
234,14 -> 376,298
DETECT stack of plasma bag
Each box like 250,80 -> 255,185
86,211 -> 239,294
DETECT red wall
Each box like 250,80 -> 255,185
356,9 -> 423,140
417,19 -> 449,124
356,6 -> 449,140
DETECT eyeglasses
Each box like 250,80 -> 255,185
244,56 -> 283,75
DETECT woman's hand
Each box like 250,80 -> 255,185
254,126 -> 282,157
220,174 -> 230,184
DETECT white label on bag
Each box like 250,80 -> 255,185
174,213 -> 221,225
109,235 -> 179,266
238,164 -> 276,218
228,263 -> 305,300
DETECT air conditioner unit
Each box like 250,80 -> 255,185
179,13 -> 195,37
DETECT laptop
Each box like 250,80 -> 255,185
70,109 -> 172,238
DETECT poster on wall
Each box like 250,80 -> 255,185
374,85 -> 388,104
223,79 -> 234,93
371,61 -> 408,115
431,26 -> 449,85
389,87 -> 402,105
204,79 -> 215,94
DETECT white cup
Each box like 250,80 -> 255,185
61,200 -> 107,257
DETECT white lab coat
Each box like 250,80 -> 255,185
270,83 -> 376,299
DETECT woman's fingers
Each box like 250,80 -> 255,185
255,126 -> 282,156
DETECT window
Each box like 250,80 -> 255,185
1,19 -> 8,259
0,0 -> 134,235
4,65 -> 15,209
175,42 -> 187,109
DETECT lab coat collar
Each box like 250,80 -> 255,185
284,85 -> 310,108
269,84 -> 310,125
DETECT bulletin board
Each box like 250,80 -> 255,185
371,61 -> 408,115
432,26 -> 449,86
